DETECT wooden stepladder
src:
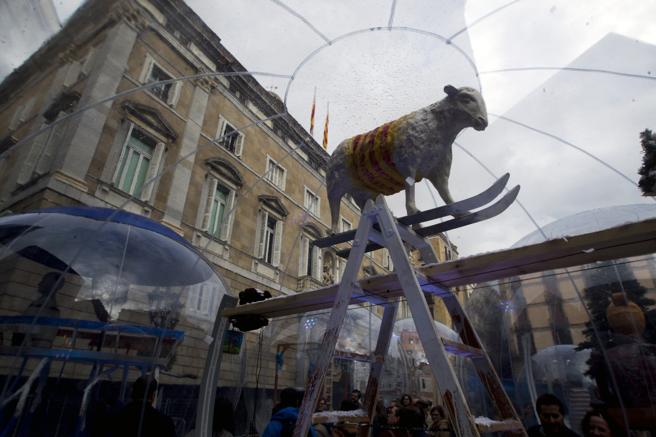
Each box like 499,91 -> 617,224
294,188 -> 527,436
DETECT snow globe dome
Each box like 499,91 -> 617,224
512,204 -> 656,248
0,207 -> 229,430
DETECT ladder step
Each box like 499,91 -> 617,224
441,339 -> 484,359
475,418 -> 525,433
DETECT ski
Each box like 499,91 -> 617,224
314,173 -> 511,249
335,184 -> 520,258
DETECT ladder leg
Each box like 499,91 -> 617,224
374,196 -> 480,437
294,201 -> 377,437
363,301 -> 398,420
442,293 -> 526,431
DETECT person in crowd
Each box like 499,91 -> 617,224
581,410 -> 623,437
339,390 -> 362,411
400,394 -> 413,408
110,375 -> 176,437
350,390 -> 363,409
263,387 -> 316,437
527,394 -> 580,437
414,400 -> 429,428
428,406 -> 452,437
316,397 -> 328,412
397,406 -> 427,437
372,400 -> 388,436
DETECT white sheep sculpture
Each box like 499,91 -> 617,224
327,84 -> 488,233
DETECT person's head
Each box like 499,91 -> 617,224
430,405 -> 446,422
400,394 -> 413,407
350,389 -> 362,402
316,397 -> 327,412
214,397 -> 235,434
38,272 -> 64,295
581,410 -> 621,437
535,394 -> 566,434
386,405 -> 399,425
279,387 -> 302,408
415,399 -> 428,414
131,375 -> 157,404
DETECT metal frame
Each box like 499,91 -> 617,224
292,195 -> 526,437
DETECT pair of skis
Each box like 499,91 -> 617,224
314,173 -> 519,257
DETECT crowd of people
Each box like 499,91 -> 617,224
528,393 -> 624,437
262,389 -> 626,437
103,379 -> 626,437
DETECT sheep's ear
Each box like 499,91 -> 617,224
444,85 -> 458,97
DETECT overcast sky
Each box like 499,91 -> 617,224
39,1 -> 656,255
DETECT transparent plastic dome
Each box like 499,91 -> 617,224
0,207 -> 228,435
0,0 -> 655,435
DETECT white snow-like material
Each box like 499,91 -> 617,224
474,416 -> 521,429
512,204 -> 656,248
313,409 -> 368,423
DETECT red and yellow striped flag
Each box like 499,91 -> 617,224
322,102 -> 329,150
309,87 -> 316,136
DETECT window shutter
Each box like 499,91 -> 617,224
113,124 -> 135,184
255,210 -> 266,259
9,106 -> 23,130
312,246 -> 322,281
234,133 -> 244,157
272,219 -> 283,267
187,285 -> 199,313
35,119 -> 67,176
220,189 -> 236,241
81,48 -> 96,76
140,142 -> 165,202
167,81 -> 181,107
17,124 -> 49,185
216,117 -> 225,141
139,54 -> 154,83
21,98 -> 36,124
200,285 -> 210,315
299,236 -> 309,276
280,167 -> 286,191
63,62 -> 82,88
202,177 -> 218,231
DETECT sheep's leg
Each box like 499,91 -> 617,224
404,176 -> 420,216
430,174 -> 467,217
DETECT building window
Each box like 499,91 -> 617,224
304,187 -> 320,217
114,125 -> 165,201
201,176 -> 236,241
299,233 -> 322,280
265,157 -> 286,190
216,116 -> 244,156
340,217 -> 352,233
255,209 -> 284,266
139,54 -> 181,107
382,248 -> 394,271
186,283 -> 218,319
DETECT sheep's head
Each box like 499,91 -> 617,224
444,85 -> 488,131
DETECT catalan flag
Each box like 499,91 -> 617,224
309,87 -> 316,136
322,102 -> 329,150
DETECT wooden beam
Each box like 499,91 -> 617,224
222,218 -> 656,319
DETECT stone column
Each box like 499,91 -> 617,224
162,83 -> 209,232
54,20 -> 138,189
